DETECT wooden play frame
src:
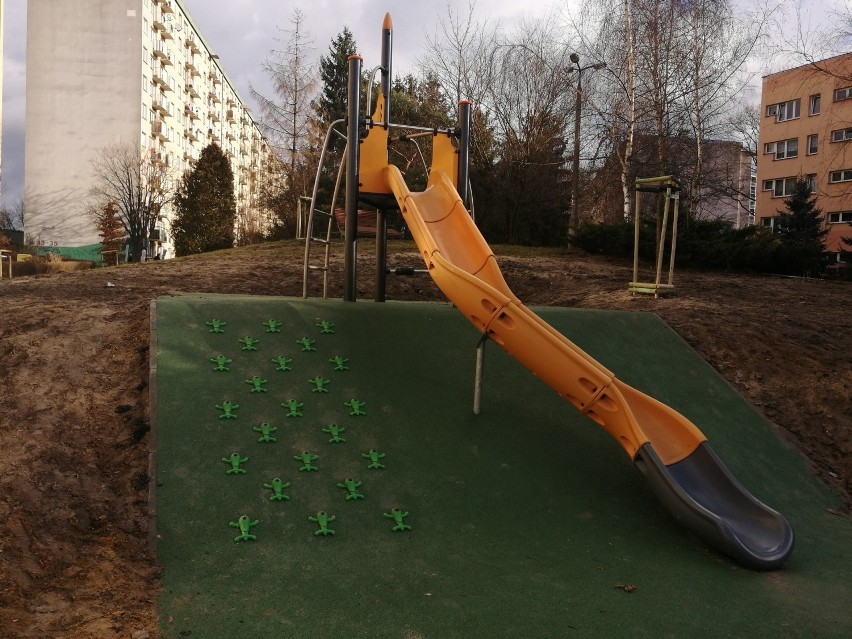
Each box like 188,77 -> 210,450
629,175 -> 681,298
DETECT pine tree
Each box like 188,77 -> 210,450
775,178 -> 829,276
172,144 -> 236,256
316,27 -> 358,126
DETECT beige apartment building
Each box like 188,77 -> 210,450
757,53 -> 852,259
24,0 -> 277,259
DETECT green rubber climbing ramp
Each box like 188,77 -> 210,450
153,295 -> 852,638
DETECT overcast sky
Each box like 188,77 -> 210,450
0,0 -> 835,210
0,0 -> 564,208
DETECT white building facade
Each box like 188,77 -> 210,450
25,0 -> 276,259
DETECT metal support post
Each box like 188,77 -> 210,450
457,100 -> 472,209
344,55 -> 363,302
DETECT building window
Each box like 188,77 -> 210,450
764,138 -> 798,159
810,94 -> 821,115
806,174 -> 816,192
766,99 -> 800,122
763,177 -> 798,197
829,169 -> 852,183
807,134 -> 818,155
831,128 -> 852,142
761,217 -> 776,230
834,87 -> 852,101
828,211 -> 852,223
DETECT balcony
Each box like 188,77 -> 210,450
185,59 -> 198,75
152,71 -> 171,92
210,111 -> 221,123
184,104 -> 200,121
210,72 -> 221,86
161,1 -> 174,14
226,110 -> 235,123
153,44 -> 172,66
185,128 -> 198,142
151,120 -> 167,142
153,18 -> 166,32
186,38 -> 200,55
152,99 -> 170,117
186,84 -> 199,99
209,92 -> 221,104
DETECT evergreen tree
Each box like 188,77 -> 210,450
316,27 -> 358,125
775,178 -> 829,276
172,144 -> 236,256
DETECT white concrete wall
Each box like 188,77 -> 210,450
25,0 -> 142,247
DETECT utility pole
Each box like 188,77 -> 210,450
567,54 -> 605,239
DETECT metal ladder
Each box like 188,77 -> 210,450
302,119 -> 346,299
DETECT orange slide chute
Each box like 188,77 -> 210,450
384,165 -> 794,570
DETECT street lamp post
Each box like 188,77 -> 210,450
567,54 -> 605,239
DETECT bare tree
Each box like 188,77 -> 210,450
420,0 -> 501,172
251,9 -> 316,174
89,142 -> 171,261
0,197 -> 23,230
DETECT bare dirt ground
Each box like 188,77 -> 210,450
1,240 -> 850,638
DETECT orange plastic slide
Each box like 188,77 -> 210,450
385,166 -> 794,570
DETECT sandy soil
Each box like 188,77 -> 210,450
1,240 -> 849,638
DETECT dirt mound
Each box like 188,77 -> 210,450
1,241 -> 849,637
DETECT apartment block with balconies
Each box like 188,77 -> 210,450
24,0 -> 276,258
756,53 -> 852,261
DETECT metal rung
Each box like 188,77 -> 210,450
313,209 -> 332,218
309,237 -> 330,245
307,264 -> 329,272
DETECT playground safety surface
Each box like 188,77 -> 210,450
154,294 -> 851,638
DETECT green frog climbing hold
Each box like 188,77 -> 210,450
239,336 -> 260,351
253,422 -> 277,443
296,337 -> 316,352
294,451 -> 319,472
245,376 -> 268,393
206,319 -> 227,334
263,478 -> 290,501
309,376 -> 331,393
321,424 -> 346,444
329,356 -> 349,371
222,452 -> 249,474
210,356 -> 232,372
362,449 -> 386,470
345,399 -> 366,416
383,507 -> 412,532
215,401 -> 239,419
272,356 -> 293,372
229,515 -> 259,542
337,478 -> 365,501
281,399 -> 304,417
316,320 -> 335,334
308,511 -> 336,536
262,319 -> 283,333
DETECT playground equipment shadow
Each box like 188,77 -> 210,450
154,295 -> 851,638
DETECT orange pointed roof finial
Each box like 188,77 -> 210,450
383,12 -> 393,30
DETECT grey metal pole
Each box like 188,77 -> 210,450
473,338 -> 486,415
344,55 -> 363,302
458,100 -> 472,209
381,13 -> 392,126
375,13 -> 394,302
570,66 -> 582,238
